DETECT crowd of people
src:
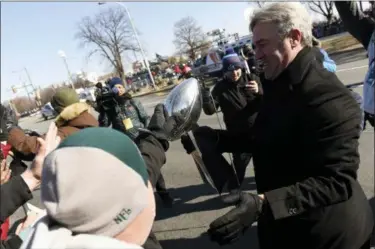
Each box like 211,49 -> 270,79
1,1 -> 374,249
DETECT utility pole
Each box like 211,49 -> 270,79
11,67 -> 41,109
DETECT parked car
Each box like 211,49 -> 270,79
41,102 -> 57,120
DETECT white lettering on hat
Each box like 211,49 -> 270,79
113,208 -> 132,224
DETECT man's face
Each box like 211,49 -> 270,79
224,68 -> 242,82
114,84 -> 126,96
252,22 -> 300,80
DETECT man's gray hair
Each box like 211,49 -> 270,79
250,2 -> 313,47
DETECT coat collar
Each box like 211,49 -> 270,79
275,46 -> 315,86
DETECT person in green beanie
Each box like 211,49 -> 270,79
7,87 -> 98,156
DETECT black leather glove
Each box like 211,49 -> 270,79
180,134 -> 195,154
146,104 -> 184,151
180,126 -> 218,154
208,192 -> 263,245
201,86 -> 211,103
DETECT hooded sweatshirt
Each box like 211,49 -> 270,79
20,216 -> 142,249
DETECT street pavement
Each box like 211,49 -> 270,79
11,49 -> 374,249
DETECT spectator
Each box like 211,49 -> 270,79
312,36 -> 365,131
7,88 -> 98,156
335,1 -> 375,130
19,127 -> 166,249
1,123 -> 60,249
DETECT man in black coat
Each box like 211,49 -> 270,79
183,2 -> 373,249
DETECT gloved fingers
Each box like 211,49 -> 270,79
180,134 -> 195,154
162,105 -> 169,120
172,114 -> 185,126
153,103 -> 166,116
208,220 -> 241,244
209,208 -> 239,230
209,218 -> 240,238
216,228 -> 242,245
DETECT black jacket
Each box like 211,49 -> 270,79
0,176 -> 33,249
215,47 -> 373,248
203,73 -> 262,132
135,132 -> 167,188
0,176 -> 32,225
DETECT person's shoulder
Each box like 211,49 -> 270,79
211,79 -> 226,96
302,61 -> 345,93
301,63 -> 359,112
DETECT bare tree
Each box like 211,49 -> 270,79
247,1 -> 267,8
75,7 -> 139,81
306,2 -> 335,24
40,87 -> 56,106
173,16 -> 209,61
12,97 -> 36,113
255,1 -> 266,8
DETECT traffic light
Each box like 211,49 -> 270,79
11,86 -> 17,94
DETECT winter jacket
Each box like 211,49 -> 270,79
203,73 -> 262,132
213,47 -> 373,248
7,103 -> 98,156
98,95 -> 150,140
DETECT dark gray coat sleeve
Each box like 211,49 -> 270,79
0,176 -> 33,224
135,133 -> 167,187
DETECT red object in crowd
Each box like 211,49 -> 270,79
0,219 -> 9,241
182,65 -> 192,74
173,65 -> 182,74
0,143 -> 12,241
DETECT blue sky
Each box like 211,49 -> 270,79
1,1 -> 255,101
1,1 -> 346,101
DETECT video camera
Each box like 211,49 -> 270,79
95,81 -> 118,112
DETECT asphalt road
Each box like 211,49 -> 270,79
11,49 -> 374,249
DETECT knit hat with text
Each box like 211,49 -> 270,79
41,127 -> 150,237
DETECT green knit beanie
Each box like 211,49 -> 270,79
51,88 -> 80,114
56,127 -> 148,184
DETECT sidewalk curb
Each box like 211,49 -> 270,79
328,46 -> 365,56
132,84 -> 177,98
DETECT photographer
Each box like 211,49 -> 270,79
98,77 -> 150,140
97,77 -> 174,207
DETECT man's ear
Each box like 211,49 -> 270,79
289,29 -> 303,48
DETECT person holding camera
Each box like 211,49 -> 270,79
98,77 -> 150,140
182,54 -> 262,203
98,77 -> 174,207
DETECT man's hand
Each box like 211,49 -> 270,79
20,122 -> 61,191
244,80 -> 259,94
0,160 -> 11,185
15,211 -> 40,235
180,126 -> 217,155
30,122 -> 61,180
208,192 -> 263,245
201,86 -> 212,103
145,104 -> 184,150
